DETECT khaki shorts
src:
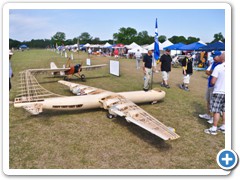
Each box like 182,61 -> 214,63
183,74 -> 191,84
161,71 -> 170,81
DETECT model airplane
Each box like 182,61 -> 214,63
50,61 -> 107,81
14,69 -> 180,141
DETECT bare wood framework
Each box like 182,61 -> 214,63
15,70 -> 62,103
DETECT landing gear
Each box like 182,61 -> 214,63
80,74 -> 86,82
107,113 -> 116,119
64,76 -> 70,81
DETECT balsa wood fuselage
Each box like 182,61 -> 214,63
14,90 -> 165,111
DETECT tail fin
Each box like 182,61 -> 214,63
50,62 -> 58,69
50,62 -> 65,75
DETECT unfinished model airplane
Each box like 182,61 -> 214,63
14,69 -> 180,141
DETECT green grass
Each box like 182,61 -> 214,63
9,49 -> 224,169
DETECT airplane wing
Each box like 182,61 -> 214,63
58,80 -> 107,95
27,67 -> 70,75
58,80 -> 179,140
81,64 -> 107,71
99,94 -> 180,140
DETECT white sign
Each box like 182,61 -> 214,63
86,58 -> 91,65
110,60 -> 120,76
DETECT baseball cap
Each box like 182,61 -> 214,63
211,51 -> 222,58
165,48 -> 170,52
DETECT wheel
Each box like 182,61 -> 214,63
80,74 -> 86,82
107,113 -> 114,119
64,76 -> 69,81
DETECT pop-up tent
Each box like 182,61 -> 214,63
197,41 -> 225,51
128,47 -> 147,54
19,44 -> 28,49
164,43 -> 185,50
178,42 -> 206,51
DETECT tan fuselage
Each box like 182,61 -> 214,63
14,90 -> 165,111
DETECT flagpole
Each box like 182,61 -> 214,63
151,18 -> 160,90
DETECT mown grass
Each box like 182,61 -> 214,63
9,49 -> 224,169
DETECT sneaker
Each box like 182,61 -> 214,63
184,87 -> 190,91
165,84 -> 170,89
199,114 -> 211,120
160,82 -> 165,87
143,88 -> 148,92
204,128 -> 217,135
217,127 -> 225,134
207,117 -> 213,124
179,84 -> 184,89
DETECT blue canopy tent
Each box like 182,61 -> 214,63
19,44 -> 28,51
163,43 -> 186,50
197,41 -> 225,51
19,44 -> 28,49
178,42 -> 206,51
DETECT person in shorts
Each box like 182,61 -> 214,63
204,52 -> 225,135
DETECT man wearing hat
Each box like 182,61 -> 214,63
9,50 -> 14,91
199,50 -> 222,123
204,51 -> 225,135
159,48 -> 172,88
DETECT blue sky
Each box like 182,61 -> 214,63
9,8 -> 225,43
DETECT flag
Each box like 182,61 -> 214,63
154,18 -> 160,60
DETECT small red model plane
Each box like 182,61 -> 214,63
50,58 -> 107,81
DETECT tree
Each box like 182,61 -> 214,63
136,31 -> 152,45
79,32 -> 92,44
9,39 -> 21,49
186,36 -> 200,44
92,37 -> 101,44
158,35 -> 166,43
113,27 -> 137,44
169,36 -> 187,44
212,32 -> 225,43
51,32 -> 66,45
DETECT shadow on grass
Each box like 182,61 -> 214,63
36,108 -> 172,151
111,116 -> 173,151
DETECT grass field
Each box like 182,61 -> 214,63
8,49 -> 224,170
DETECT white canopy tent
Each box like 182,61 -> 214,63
125,42 -> 141,50
83,43 -> 91,47
161,40 -> 173,49
128,47 -> 147,54
102,42 -> 112,48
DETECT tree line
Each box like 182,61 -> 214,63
9,27 -> 225,49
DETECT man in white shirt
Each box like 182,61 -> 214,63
135,49 -> 142,69
204,52 -> 225,135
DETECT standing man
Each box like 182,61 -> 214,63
135,49 -> 142,69
199,51 -> 222,123
142,49 -> 153,91
88,47 -> 92,57
159,49 -> 172,88
9,50 -> 14,91
179,53 -> 193,91
204,52 -> 225,135
114,48 -> 119,60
